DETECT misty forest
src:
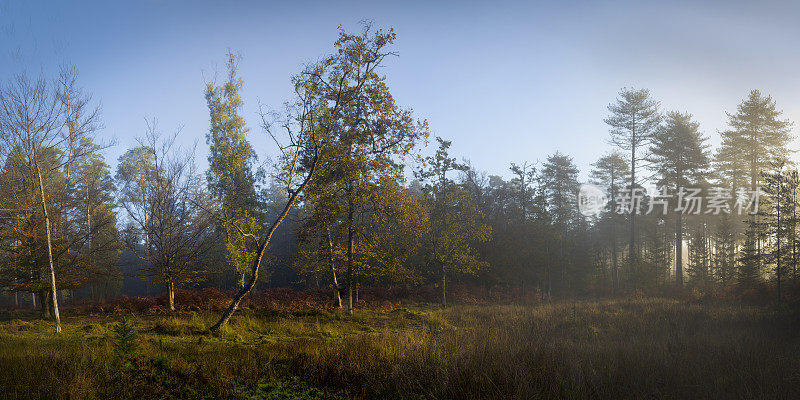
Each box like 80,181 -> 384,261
2,14 -> 800,400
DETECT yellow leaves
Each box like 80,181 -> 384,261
223,211 -> 260,281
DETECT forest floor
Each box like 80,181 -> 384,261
0,298 -> 799,399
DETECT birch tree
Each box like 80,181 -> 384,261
0,69 -> 100,332
205,51 -> 261,287
416,137 -> 490,306
116,121 -> 215,311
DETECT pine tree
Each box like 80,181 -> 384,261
605,88 -> 661,281
591,152 -> 629,293
716,90 -> 793,191
506,162 -> 541,290
716,90 -> 793,291
712,214 -> 737,286
648,111 -> 710,287
738,220 -> 762,287
540,152 -> 583,295
112,316 -> 138,358
786,170 -> 800,284
639,211 -> 672,288
687,218 -> 712,289
760,159 -> 795,303
74,140 -> 121,299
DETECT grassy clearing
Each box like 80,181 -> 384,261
0,299 -> 798,399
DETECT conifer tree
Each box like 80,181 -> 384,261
539,152 -> 582,294
760,159 -> 796,303
591,152 -> 629,293
605,88 -> 661,280
716,91 -> 793,290
649,111 -> 710,287
0,68 -> 101,332
716,90 -> 793,191
712,214 -> 737,286
738,220 -> 762,287
687,218 -> 712,289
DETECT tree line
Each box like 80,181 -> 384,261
0,24 -> 797,333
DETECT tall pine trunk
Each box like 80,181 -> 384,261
611,172 -> 619,294
792,194 -> 797,283
777,190 -> 782,305
630,130 -> 637,280
676,211 -> 683,287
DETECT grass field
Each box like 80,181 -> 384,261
1,298 -> 799,399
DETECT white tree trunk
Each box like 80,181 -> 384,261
168,281 -> 175,311
36,162 -> 61,333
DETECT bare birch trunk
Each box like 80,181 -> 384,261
87,184 -> 91,271
328,229 -> 342,308
168,280 -> 175,311
36,162 -> 61,333
346,192 -> 354,316
630,131 -> 637,280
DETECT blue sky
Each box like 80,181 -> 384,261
2,0 -> 800,180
